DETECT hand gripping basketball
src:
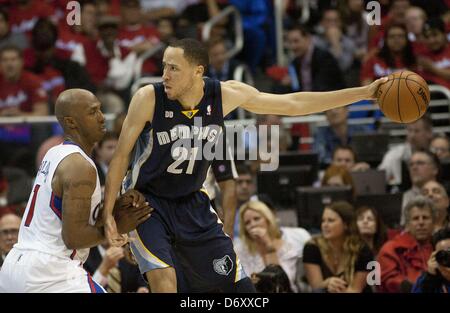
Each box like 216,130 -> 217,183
377,71 -> 430,123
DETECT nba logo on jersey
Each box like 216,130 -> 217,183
207,105 -> 212,116
165,111 -> 173,118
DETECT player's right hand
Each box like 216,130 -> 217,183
105,216 -> 128,247
114,190 -> 153,234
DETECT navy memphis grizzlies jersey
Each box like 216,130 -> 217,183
124,78 -> 225,199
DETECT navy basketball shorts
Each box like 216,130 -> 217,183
129,189 -> 247,292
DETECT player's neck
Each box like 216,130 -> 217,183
64,134 -> 94,156
177,79 -> 205,110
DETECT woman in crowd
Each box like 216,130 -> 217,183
303,201 -> 374,293
321,165 -> 356,199
234,200 -> 311,292
355,206 -> 388,255
361,23 -> 416,85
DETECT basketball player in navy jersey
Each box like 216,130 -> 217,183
103,39 -> 387,292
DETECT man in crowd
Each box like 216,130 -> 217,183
331,145 -> 370,172
378,115 -> 433,186
412,227 -> 450,293
402,150 -> 440,223
0,212 -> 21,268
0,45 -> 49,169
422,180 -> 450,232
378,196 -> 435,292
313,106 -> 371,166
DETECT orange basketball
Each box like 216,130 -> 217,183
376,71 -> 430,123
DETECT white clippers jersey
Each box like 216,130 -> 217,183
15,142 -> 101,264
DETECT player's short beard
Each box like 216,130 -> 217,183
179,77 -> 197,99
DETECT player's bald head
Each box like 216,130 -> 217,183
55,89 -> 96,126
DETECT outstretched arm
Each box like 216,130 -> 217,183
221,78 -> 387,116
103,85 -> 156,247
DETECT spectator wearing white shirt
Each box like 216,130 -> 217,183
234,200 -> 311,292
378,115 -> 433,186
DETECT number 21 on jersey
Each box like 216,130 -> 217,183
167,147 -> 199,175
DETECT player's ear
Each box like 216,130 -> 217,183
63,116 -> 77,130
196,65 -> 205,77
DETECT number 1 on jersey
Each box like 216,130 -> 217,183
167,147 -> 199,175
24,184 -> 41,227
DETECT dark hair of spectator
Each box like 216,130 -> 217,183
379,23 -> 416,69
236,163 -> 252,177
423,17 -> 446,34
328,201 -> 357,232
286,23 -> 312,37
338,0 -> 364,33
332,145 -> 357,161
254,264 -> 293,293
0,8 -> 9,21
0,44 -> 23,59
169,38 -> 209,73
355,206 -> 388,254
432,227 -> 450,248
320,7 -> 343,30
32,18 -> 58,50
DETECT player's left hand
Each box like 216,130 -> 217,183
367,76 -> 389,100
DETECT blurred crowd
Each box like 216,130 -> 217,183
0,0 -> 450,293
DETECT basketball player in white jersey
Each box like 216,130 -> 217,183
0,89 -> 152,293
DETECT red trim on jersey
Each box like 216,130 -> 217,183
70,249 -> 77,260
24,184 -> 41,227
87,274 -> 96,293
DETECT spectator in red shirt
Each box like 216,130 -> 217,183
0,45 -> 49,169
377,196 -> 435,293
79,16 -> 137,111
25,19 -> 95,104
118,0 -> 162,76
57,0 -> 98,58
0,45 -> 48,117
368,0 -> 411,55
7,0 -> 55,36
417,18 -> 450,90
0,8 -> 29,51
361,24 -> 416,85
405,6 -> 428,52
